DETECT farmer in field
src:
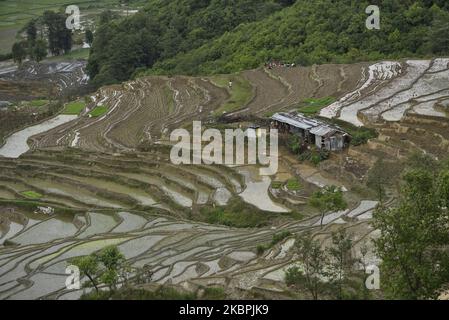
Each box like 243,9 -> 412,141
229,80 -> 233,89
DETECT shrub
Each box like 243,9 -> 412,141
286,179 -> 301,191
271,231 -> 292,246
256,245 -> 266,255
202,287 -> 226,300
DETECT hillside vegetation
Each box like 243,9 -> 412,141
87,0 -> 287,86
148,0 -> 449,75
87,0 -> 449,86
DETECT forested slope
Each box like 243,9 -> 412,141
149,0 -> 449,75
88,0 -> 449,86
87,0 -> 287,86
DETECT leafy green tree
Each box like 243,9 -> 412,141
43,11 -> 72,56
327,230 -> 354,300
70,245 -> 127,293
286,235 -> 329,300
373,168 -> 449,299
309,186 -> 347,227
85,29 -> 94,46
99,10 -> 118,25
12,41 -> 28,65
31,39 -> 47,63
427,6 -> 449,54
406,151 -> 440,174
276,0 -> 296,6
98,245 -> 125,271
26,20 -> 38,44
367,159 -> 391,203
98,245 -> 126,291
70,255 -> 100,293
119,0 -> 131,17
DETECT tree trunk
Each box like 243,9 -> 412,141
320,211 -> 325,228
86,273 -> 99,293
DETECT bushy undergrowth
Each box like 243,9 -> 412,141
81,285 -> 227,300
199,198 -> 272,228
324,118 -> 378,146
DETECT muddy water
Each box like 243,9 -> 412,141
0,205 -> 379,299
120,172 -> 193,207
57,175 -> 157,206
11,218 -> 78,245
237,166 -> 289,213
0,222 -> 23,243
0,115 -> 77,158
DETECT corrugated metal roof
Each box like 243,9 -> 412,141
271,112 -> 320,130
310,125 -> 336,137
271,112 -> 347,137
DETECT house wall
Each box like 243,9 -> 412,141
315,135 -> 323,149
315,134 -> 345,151
272,120 -> 348,151
327,135 -> 344,151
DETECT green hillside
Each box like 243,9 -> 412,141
148,0 -> 449,75
87,0 -> 287,86
88,0 -> 449,86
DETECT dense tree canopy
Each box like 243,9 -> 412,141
87,0 -> 449,86
43,11 -> 73,56
373,164 -> 449,299
87,0 -> 285,86
12,41 -> 27,65
150,0 -> 449,75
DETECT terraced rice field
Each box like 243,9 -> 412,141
0,195 -> 378,299
0,60 -> 89,102
6,59 -> 446,158
0,146 -> 317,218
320,58 -> 449,126
1,58 -> 449,299
18,59 -> 447,158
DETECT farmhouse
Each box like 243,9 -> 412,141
271,112 -> 350,151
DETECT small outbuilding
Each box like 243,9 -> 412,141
271,112 -> 350,151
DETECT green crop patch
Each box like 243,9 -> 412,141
89,105 -> 108,117
30,99 -> 49,107
63,101 -> 86,115
271,181 -> 283,189
211,75 -> 253,116
21,191 -> 43,199
298,97 -> 335,115
286,179 -> 301,191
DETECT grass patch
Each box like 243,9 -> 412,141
29,99 -> 49,107
211,75 -> 253,115
271,230 -> 292,246
257,230 -> 292,254
202,287 -> 226,300
163,85 -> 175,113
271,181 -> 283,189
63,101 -> 86,115
21,191 -> 43,199
298,97 -> 335,115
49,48 -> 90,61
89,105 -> 108,117
82,286 -> 196,300
198,198 -> 272,228
286,179 -> 301,191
